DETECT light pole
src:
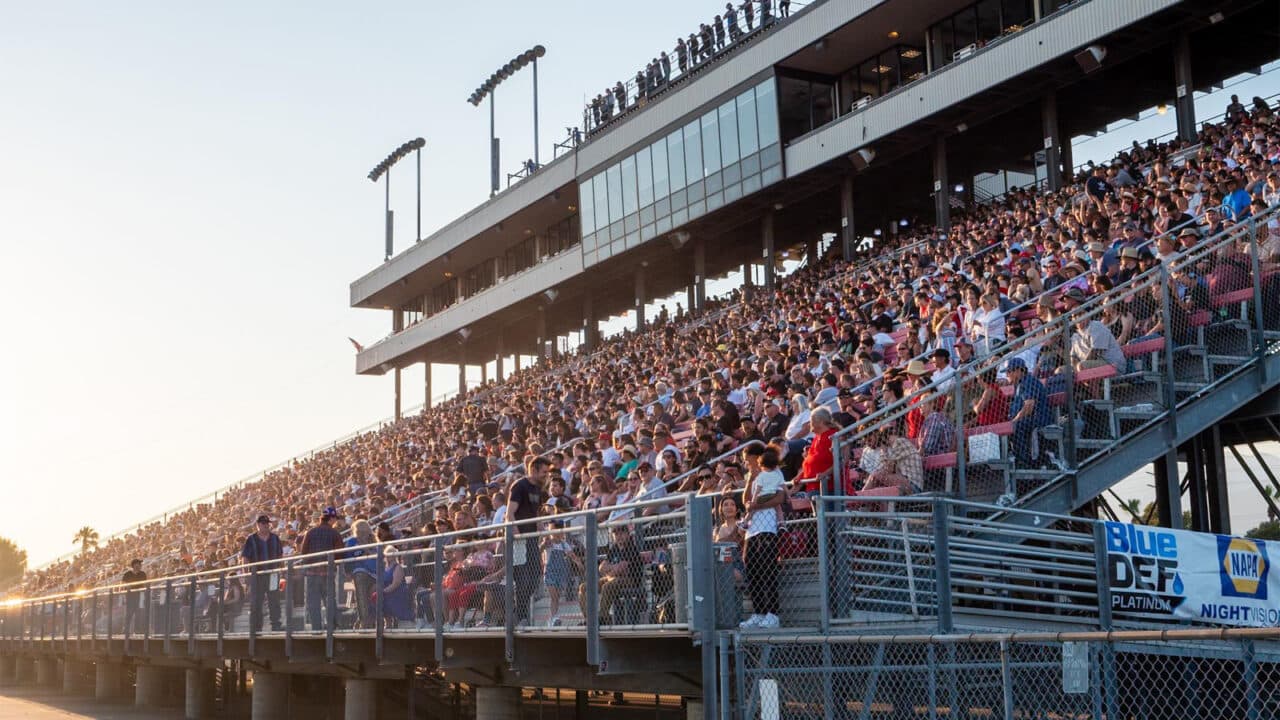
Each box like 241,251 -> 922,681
469,45 -> 546,197
368,137 -> 426,260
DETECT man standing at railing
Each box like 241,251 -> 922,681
300,507 -> 343,632
242,515 -> 285,632
507,457 -> 548,627
122,558 -> 146,635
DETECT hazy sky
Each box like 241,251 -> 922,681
2,2 -> 1277,569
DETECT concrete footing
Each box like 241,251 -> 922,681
251,671 -> 291,720
95,661 -> 123,700
185,668 -> 216,720
62,659 -> 91,694
344,678 -> 378,720
135,664 -> 178,707
475,686 -> 520,720
15,657 -> 35,683
34,657 -> 59,687
0,655 -> 15,686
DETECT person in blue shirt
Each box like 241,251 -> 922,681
1221,177 -> 1252,221
1006,357 -> 1051,467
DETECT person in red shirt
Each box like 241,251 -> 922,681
972,368 -> 1010,426
797,408 -> 840,494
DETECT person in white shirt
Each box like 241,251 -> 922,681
739,446 -> 785,630
971,292 -> 1007,356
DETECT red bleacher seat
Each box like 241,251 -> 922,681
966,421 -> 1013,437
1075,364 -> 1118,383
923,453 -> 957,471
1123,337 -> 1164,357
1211,288 -> 1253,309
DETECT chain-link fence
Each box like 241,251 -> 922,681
733,628 -> 1280,720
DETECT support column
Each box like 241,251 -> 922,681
475,686 -> 520,720
1186,436 -> 1209,532
582,292 -> 598,350
686,285 -> 696,315
0,655 -> 14,686
424,360 -> 432,409
693,239 -> 706,311
805,237 -> 818,267
1173,30 -> 1196,143
840,173 -> 855,260
1041,92 -> 1063,192
742,261 -> 753,301
481,362 -> 488,384
95,661 -> 123,701
392,313 -> 404,420
762,210 -> 776,291
634,265 -> 647,332
536,306 -> 548,357
457,363 -> 466,395
496,330 -> 506,382
1154,450 -> 1184,529
250,671 -> 291,720
15,657 -> 34,684
932,135 -> 951,231
62,659 -> 89,694
344,678 -> 378,720
185,668 -> 216,720
35,657 -> 58,687
1204,426 -> 1231,535
136,664 -> 176,708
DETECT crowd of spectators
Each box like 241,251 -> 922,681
587,0 -> 793,132
17,96 -> 1280,633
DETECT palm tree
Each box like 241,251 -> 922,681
72,526 -> 99,555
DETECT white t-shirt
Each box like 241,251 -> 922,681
746,469 -> 786,538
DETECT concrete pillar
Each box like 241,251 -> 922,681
687,698 -> 705,720
424,360 -> 432,409
932,135 -> 951,232
741,261 -> 753,301
840,173 -> 856,260
62,659 -> 89,694
344,678 -> 378,720
496,329 -> 506,382
481,361 -> 488,384
582,292 -> 598,350
35,657 -> 58,687
0,655 -> 15,686
475,686 -> 520,720
634,265 -> 647,332
392,312 -> 404,420
686,285 -> 696,315
762,210 -> 776,290
185,668 -> 216,720
1041,93 -> 1063,192
95,661 -> 123,701
536,306 -> 548,358
693,238 -> 706,311
15,657 -> 34,683
1173,30 -> 1196,143
805,237 -> 818,267
136,664 -> 175,708
251,671 -> 291,720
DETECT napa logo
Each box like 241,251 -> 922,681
1218,536 -> 1269,600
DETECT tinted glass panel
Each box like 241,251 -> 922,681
637,146 -> 654,208
737,89 -> 758,156
620,155 -> 638,216
592,173 -> 608,235
652,140 -> 669,199
701,111 -> 720,177
580,178 -> 596,234
606,164 -> 623,223
719,101 -> 739,166
684,119 -> 703,181
756,80 -> 780,148
668,129 -> 686,190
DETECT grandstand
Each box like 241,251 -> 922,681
5,0 -> 1280,719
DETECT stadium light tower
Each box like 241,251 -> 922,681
368,137 -> 426,260
469,45 -> 546,198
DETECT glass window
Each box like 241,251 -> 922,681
899,46 -> 926,84
701,110 -> 720,178
756,79 -> 780,148
620,155 -> 638,216
580,179 -> 595,234
636,146 -> 654,208
592,173 -> 608,236
1001,0 -> 1033,31
606,163 -> 623,224
977,0 -> 1002,45
719,101 -> 740,167
684,119 -> 703,182
954,7 -> 978,50
668,129 -> 686,191
652,139 -> 669,199
737,89 -> 758,156
876,51 -> 900,95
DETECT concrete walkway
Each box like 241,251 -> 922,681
0,686 -> 183,720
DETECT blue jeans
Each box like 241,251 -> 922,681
304,574 -> 331,632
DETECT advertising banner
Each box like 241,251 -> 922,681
1103,521 -> 1278,627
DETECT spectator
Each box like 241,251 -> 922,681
241,515 -> 284,633
1005,358 -> 1051,467
507,457 -> 548,626
371,547 -> 414,628
122,559 -> 146,635
597,524 -> 642,625
740,446 -> 785,630
299,507 -> 344,632
344,519 -> 378,629
796,407 -> 839,494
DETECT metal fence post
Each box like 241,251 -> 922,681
1248,217 -> 1268,384
1092,522 -> 1112,630
1062,318 -> 1078,482
284,559 -> 294,659
216,571 -> 226,656
999,638 -> 1014,720
325,552 -> 337,659
584,513 -> 600,666
830,434 -> 843,497
90,591 -> 98,652
816,494 -> 831,634
375,544 -> 385,661
187,576 -> 196,655
106,587 -> 113,651
688,495 -> 717,720
953,377 -> 967,498
248,567 -> 257,658
503,524 -> 516,665
1241,639 -> 1260,720
1158,267 -> 1179,431
432,536 -> 445,663
163,580 -> 173,655
143,581 -> 152,654
933,501 -> 953,633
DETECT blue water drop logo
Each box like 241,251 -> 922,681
1172,573 -> 1185,595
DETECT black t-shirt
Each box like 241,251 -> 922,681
606,535 -> 643,584
508,476 -> 543,533
122,569 -> 146,587
458,453 -> 488,488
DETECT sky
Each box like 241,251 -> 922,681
1,2 -> 1277,570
